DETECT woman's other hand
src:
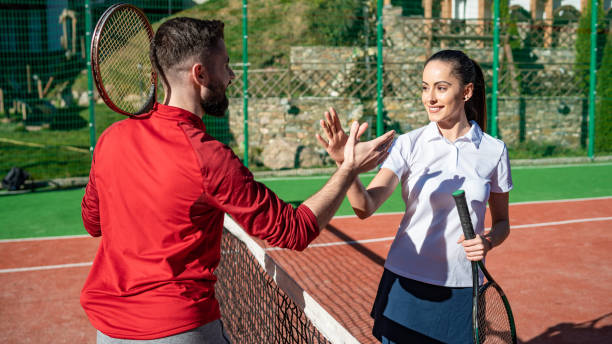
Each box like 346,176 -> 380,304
457,234 -> 492,261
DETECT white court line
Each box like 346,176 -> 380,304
2,216 -> 611,273
0,262 -> 92,274
0,234 -> 89,243
511,161 -> 612,170
330,195 -> 612,219
266,236 -> 396,250
267,216 -> 612,251
510,217 -> 612,229
510,195 -> 612,205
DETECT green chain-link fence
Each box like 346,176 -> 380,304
1,0 -> 610,182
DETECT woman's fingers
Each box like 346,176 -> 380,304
461,236 -> 486,261
457,234 -> 465,244
347,120 -> 359,142
376,151 -> 390,165
356,122 -> 368,141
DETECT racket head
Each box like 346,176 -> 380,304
91,4 -> 157,116
477,281 -> 518,344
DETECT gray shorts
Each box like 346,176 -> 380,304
96,320 -> 231,344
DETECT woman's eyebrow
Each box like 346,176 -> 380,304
422,80 -> 452,85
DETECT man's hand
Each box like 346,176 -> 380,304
341,119 -> 395,175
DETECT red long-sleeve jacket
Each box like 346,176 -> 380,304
80,103 -> 319,340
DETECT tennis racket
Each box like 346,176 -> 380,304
91,3 -> 156,116
452,189 -> 517,344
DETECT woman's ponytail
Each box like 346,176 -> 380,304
466,59 -> 487,132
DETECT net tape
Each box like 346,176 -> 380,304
217,215 -> 359,344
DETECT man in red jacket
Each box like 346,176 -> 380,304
81,17 -> 394,343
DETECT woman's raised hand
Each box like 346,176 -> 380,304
316,107 -> 367,164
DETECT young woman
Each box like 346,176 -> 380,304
316,50 -> 512,343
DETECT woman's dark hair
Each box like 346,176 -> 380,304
150,17 -> 224,78
424,50 -> 487,132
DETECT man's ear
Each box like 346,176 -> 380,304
191,63 -> 210,87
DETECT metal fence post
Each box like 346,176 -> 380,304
85,0 -> 96,155
491,0 -> 500,137
242,0 -> 249,167
376,0 -> 384,137
588,0 -> 598,160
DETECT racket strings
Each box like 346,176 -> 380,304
477,284 -> 514,343
98,8 -> 153,113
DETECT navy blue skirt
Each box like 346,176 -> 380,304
371,269 -> 473,344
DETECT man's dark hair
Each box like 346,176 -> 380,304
150,17 -> 224,76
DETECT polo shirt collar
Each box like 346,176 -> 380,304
424,120 -> 483,148
466,121 -> 483,148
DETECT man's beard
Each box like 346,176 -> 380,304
201,82 -> 229,117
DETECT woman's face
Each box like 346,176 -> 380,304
421,60 -> 472,128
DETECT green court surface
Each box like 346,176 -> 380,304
1,163 -> 611,240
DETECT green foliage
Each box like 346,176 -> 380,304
168,0 -> 376,67
595,29 -> 612,153
502,1 -> 540,98
508,140 -> 586,159
307,0 -> 375,47
391,0 -> 424,17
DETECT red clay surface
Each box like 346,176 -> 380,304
1,198 -> 611,343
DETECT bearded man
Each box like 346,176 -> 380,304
80,17 -> 394,344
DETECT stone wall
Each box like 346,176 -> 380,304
227,97 -> 363,169
497,97 -> 585,147
223,95 -> 587,169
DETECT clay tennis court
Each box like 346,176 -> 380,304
1,197 -> 611,343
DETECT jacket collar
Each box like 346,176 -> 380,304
150,103 -> 206,130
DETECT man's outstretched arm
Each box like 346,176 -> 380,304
303,121 -> 394,229
203,121 -> 393,251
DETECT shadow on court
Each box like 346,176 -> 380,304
521,312 -> 612,344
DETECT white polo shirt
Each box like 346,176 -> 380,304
381,121 -> 512,287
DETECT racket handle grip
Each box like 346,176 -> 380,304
452,190 -> 477,240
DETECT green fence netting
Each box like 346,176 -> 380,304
0,0 -> 610,181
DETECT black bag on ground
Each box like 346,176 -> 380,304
2,167 -> 30,191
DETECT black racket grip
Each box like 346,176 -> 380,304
452,190 -> 477,240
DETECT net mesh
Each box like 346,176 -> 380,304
215,217 -> 334,344
477,283 -> 515,344
97,7 -> 154,115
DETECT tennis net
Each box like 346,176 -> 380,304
216,214 -> 359,344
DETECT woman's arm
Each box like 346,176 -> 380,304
316,107 -> 398,219
347,168 -> 398,219
459,191 -> 510,261
483,191 -> 510,250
